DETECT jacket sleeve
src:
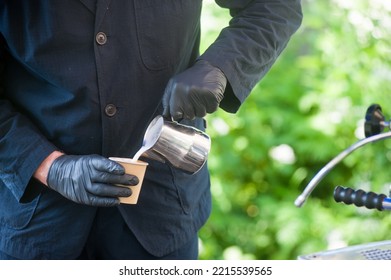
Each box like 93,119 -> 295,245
0,35 -> 57,202
199,0 -> 303,113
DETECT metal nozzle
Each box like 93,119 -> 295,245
295,131 -> 391,207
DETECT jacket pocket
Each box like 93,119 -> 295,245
133,0 -> 202,70
170,162 -> 210,214
0,183 -> 40,230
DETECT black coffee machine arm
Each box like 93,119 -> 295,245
334,186 -> 391,211
295,104 -> 391,208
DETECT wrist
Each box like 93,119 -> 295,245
33,151 -> 65,186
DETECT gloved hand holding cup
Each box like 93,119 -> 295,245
47,154 -> 140,207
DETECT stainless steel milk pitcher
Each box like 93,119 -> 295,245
140,115 -> 211,174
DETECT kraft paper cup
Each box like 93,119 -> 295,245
109,157 -> 148,204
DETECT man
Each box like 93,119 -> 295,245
0,1 -> 302,259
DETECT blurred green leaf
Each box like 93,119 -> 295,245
199,0 -> 391,260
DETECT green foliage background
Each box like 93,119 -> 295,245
198,0 -> 391,260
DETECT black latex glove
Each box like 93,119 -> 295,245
163,60 -> 227,121
47,154 -> 139,207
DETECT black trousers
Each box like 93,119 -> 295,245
79,207 -> 199,260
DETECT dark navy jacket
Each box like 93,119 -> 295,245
0,0 -> 302,258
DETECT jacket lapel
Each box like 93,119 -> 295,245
79,0 -> 96,14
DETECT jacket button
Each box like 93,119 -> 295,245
96,32 -> 107,45
105,104 -> 117,117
